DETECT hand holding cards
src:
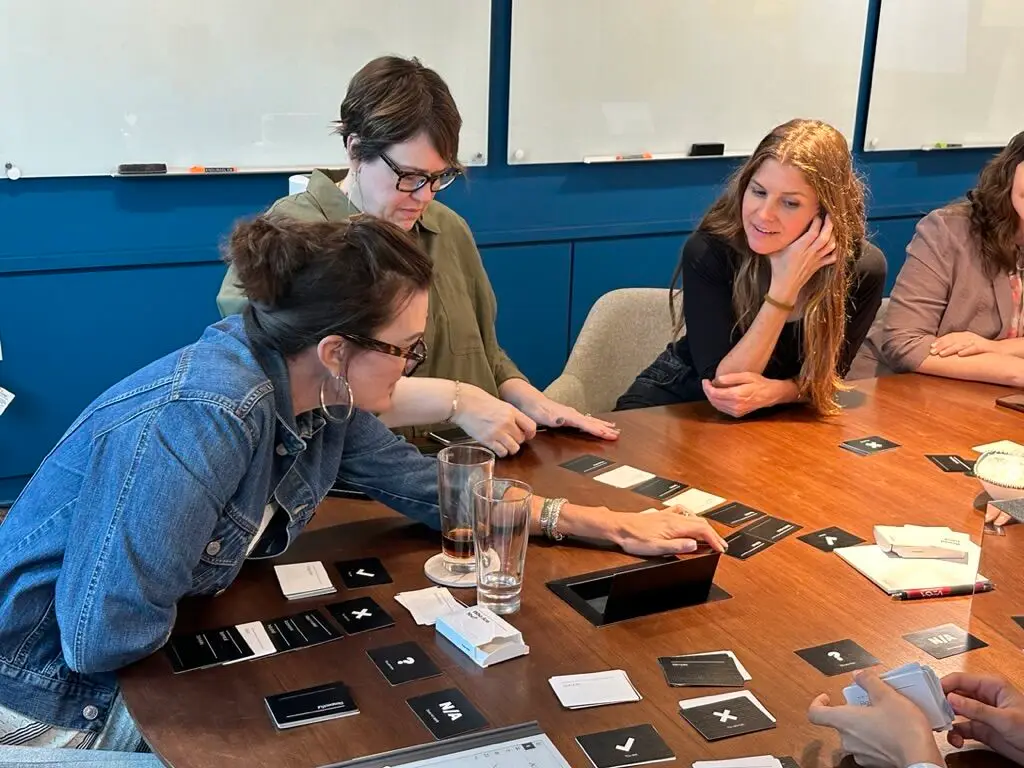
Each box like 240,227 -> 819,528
842,663 -> 954,731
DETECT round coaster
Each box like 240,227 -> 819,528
423,553 -> 477,588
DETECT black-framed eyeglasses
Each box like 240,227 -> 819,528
379,152 -> 462,193
343,334 -> 427,376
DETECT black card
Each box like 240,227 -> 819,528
407,688 -> 488,740
560,454 -> 615,474
902,623 -> 988,659
779,757 -> 800,768
680,695 -> 776,741
840,436 -> 900,455
723,531 -> 773,560
1014,616 -> 1024,631
742,515 -> 802,542
166,626 -> 252,673
658,653 -> 744,687
925,454 -> 975,473
264,609 -> 341,652
367,641 -> 442,685
795,639 -> 880,676
265,681 -> 358,729
706,502 -> 765,528
576,724 -> 675,768
797,526 -> 865,553
327,597 -> 395,635
335,557 -> 393,588
632,476 -> 689,501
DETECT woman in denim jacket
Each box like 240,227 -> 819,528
0,214 -> 725,757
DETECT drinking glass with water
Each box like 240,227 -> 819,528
472,478 -> 532,615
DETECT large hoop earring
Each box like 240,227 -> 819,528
319,373 -> 354,423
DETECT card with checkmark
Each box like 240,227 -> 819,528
576,724 -> 675,768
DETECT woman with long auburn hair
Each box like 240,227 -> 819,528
850,131 -> 1024,387
617,119 -> 886,416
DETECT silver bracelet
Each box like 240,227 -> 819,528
541,497 -> 567,541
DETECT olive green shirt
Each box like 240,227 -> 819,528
216,169 -> 526,405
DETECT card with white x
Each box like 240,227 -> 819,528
679,690 -> 775,741
326,596 -> 395,635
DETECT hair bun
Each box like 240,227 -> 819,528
225,215 -> 311,306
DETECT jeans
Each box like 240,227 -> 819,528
615,344 -> 703,410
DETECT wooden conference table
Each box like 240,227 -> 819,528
120,375 -> 1024,768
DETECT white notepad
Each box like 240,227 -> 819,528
835,543 -> 989,595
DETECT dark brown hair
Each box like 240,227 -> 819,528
958,130 -> 1024,276
668,119 -> 866,415
332,56 -> 463,168
225,215 -> 432,356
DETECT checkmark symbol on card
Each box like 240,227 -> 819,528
615,737 -> 635,752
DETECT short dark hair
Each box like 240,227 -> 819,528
225,214 -> 432,357
333,55 -> 463,168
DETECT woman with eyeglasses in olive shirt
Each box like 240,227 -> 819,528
218,56 -> 619,457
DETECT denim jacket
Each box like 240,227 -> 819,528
0,315 -> 440,732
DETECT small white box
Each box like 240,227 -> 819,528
873,525 -> 970,562
435,606 -> 529,668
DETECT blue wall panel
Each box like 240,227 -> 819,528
0,261 -> 226,478
480,243 -> 571,389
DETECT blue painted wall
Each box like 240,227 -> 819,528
0,0 -> 1000,498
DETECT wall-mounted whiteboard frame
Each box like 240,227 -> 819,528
865,0 -> 1024,152
0,0 -> 491,179
507,0 -> 869,166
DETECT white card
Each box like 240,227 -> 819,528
273,561 -> 335,598
662,487 -> 726,514
549,669 -> 641,709
395,586 -> 464,626
0,387 -> 14,417
694,758 -> 781,768
593,465 -> 656,489
972,440 -> 1024,455
679,690 -> 775,722
224,621 -> 277,665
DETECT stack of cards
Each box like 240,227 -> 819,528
576,724 -> 675,768
658,650 -> 750,687
265,681 -> 358,729
274,561 -> 336,600
394,586 -> 464,626
840,436 -> 900,456
843,662 -> 954,731
549,670 -> 642,709
679,691 -> 776,741
874,525 -> 971,562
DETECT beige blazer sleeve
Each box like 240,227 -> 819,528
879,212 -> 957,372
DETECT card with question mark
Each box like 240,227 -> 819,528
794,639 -> 879,676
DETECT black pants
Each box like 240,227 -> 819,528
615,344 -> 703,410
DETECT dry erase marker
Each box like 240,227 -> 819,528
892,582 -> 993,600
921,142 -> 964,151
189,166 -> 237,173
615,152 -> 653,160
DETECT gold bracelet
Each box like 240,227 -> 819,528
764,294 -> 796,312
443,380 -> 461,423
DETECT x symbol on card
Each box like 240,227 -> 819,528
714,709 -> 738,723
352,609 -> 372,619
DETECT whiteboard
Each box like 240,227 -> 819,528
865,0 -> 1024,151
0,1 -> 491,179
507,0 -> 868,165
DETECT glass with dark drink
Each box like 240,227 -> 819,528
437,445 -> 495,573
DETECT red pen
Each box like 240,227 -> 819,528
892,582 -> 994,600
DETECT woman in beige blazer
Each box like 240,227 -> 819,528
851,131 -> 1024,386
